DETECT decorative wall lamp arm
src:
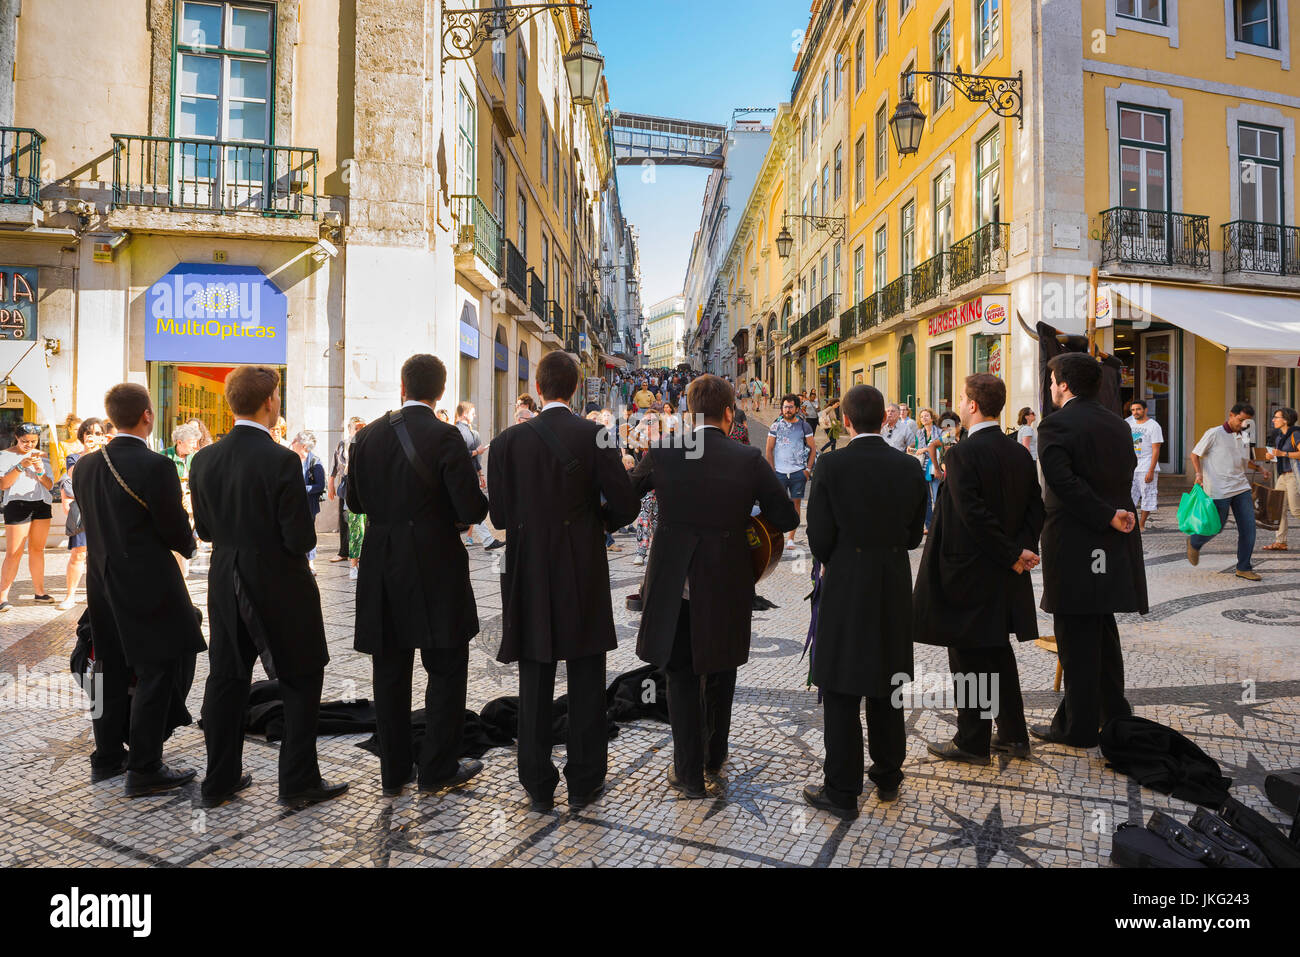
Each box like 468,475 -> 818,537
775,213 -> 846,258
890,67 -> 1023,156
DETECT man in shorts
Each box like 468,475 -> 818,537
766,395 -> 817,545
1125,401 -> 1164,531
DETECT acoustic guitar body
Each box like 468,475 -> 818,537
747,514 -> 785,584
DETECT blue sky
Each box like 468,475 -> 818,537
590,0 -> 807,306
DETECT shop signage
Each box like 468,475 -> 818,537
145,264 -> 286,363
928,294 -> 1007,338
518,352 -> 529,382
579,331 -> 589,353
459,321 -> 480,358
816,341 -> 839,366
493,340 -> 509,372
1145,351 -> 1170,396
0,267 -> 38,341
1094,286 -> 1115,328
980,294 -> 1011,336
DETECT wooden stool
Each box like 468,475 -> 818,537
1035,636 -> 1063,692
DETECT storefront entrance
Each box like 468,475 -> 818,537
899,336 -> 916,409
816,341 -> 841,404
150,363 -> 287,442
1113,322 -> 1180,471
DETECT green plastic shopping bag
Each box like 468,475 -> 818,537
1177,484 -> 1222,537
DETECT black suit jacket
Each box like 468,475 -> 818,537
72,437 -> 205,666
1038,397 -> 1149,615
189,425 -> 328,676
632,427 -> 798,674
488,406 -> 639,664
806,436 -> 927,698
913,426 -> 1045,648
346,405 -> 488,652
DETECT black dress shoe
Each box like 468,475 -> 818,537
279,779 -> 349,809
529,795 -> 556,813
876,785 -> 900,803
418,759 -> 483,793
1029,724 -> 1076,746
125,764 -> 196,798
990,734 -> 1032,758
666,766 -> 706,799
382,765 -> 417,797
802,784 -> 859,820
927,739 -> 991,766
91,757 -> 129,783
200,773 -> 253,809
568,783 -> 605,809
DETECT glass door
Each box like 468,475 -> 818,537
1138,330 -> 1178,469
1118,106 -> 1170,263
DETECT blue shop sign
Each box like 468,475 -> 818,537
493,340 -> 509,372
145,263 -> 287,364
459,321 -> 480,358
518,353 -> 529,381
578,331 -> 589,353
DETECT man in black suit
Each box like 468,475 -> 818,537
803,385 -> 928,818
488,352 -> 640,812
1032,353 -> 1147,748
347,354 -> 489,797
189,366 -> 346,809
914,374 -> 1045,765
73,383 -> 205,796
632,375 -> 798,798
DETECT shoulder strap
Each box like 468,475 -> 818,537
100,445 -> 149,512
526,414 -> 583,477
388,410 -> 436,489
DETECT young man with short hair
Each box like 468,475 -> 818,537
1188,402 -> 1262,581
765,395 -> 817,545
1125,401 -> 1164,531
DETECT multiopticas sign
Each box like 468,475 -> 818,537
145,263 -> 288,364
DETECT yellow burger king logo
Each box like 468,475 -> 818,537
984,302 -> 1007,327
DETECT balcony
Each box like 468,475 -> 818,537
881,275 -> 910,321
503,239 -> 528,309
851,294 -> 880,337
910,252 -> 947,308
1099,206 -> 1211,281
948,222 -> 1009,293
450,194 -> 501,293
790,295 -> 838,345
108,134 -> 321,240
0,127 -> 45,227
1222,220 -> 1300,290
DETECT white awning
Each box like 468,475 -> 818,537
1108,283 -> 1300,368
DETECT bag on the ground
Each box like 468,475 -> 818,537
1177,484 -> 1222,537
1099,715 -> 1231,806
1111,821 -> 1209,868
1252,466 -> 1285,530
1218,795 -> 1300,868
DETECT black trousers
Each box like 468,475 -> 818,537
200,612 -> 323,798
90,631 -> 177,776
821,689 -> 905,806
947,644 -> 1028,756
336,497 -> 349,558
665,601 -> 736,790
371,644 -> 468,790
1050,612 -> 1132,747
517,653 -> 607,800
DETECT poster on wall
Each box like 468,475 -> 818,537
145,264 -> 287,364
1145,350 -> 1171,396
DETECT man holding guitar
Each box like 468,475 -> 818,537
631,375 -> 799,798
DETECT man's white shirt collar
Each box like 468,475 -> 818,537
969,420 -> 1000,435
115,432 -> 148,445
542,401 -> 569,412
850,432 -> 883,442
234,419 -> 273,437
402,399 -> 434,411
694,424 -> 722,433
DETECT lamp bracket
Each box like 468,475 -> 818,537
903,67 -> 1023,127
442,3 -> 591,69
782,213 -> 846,240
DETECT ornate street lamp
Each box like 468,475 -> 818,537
775,224 -> 794,259
563,28 -> 604,106
775,212 -> 846,260
890,66 -> 1023,157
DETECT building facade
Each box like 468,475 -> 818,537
644,294 -> 685,368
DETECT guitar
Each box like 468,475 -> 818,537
746,514 -> 785,584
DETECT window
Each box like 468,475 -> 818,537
1239,123 -> 1283,223
874,225 -> 887,290
1117,0 -> 1165,23
834,143 -> 843,199
855,31 -> 866,93
833,243 -> 842,297
802,195 -> 809,242
934,168 -> 954,251
901,199 -> 916,272
174,1 -> 273,187
900,0 -> 914,17
933,15 -> 952,108
1235,0 -> 1278,48
455,84 -> 476,196
822,164 -> 831,214
1118,105 -> 1169,210
517,42 -> 527,134
541,233 -> 550,294
900,64 -> 916,101
554,142 -> 561,207
976,130 -> 1002,225
492,24 -> 506,79
540,123 -> 550,188
822,72 -> 830,121
802,116 -> 809,160
517,189 -> 528,252
876,1 -> 888,58
853,244 -> 866,302
812,95 -> 819,132
875,103 -> 888,179
492,147 -> 506,229
854,134 -> 866,201
835,53 -> 844,98
811,182 -> 818,222
819,253 -> 829,301
976,1 -> 1001,62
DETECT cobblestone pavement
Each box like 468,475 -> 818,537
1,449 -> 1297,867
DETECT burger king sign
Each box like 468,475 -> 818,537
979,294 -> 1011,336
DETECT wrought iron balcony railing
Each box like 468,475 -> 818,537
504,239 -> 528,300
529,270 -> 547,321
947,222 -> 1009,288
910,252 -> 947,306
0,127 -> 44,204
1099,206 -> 1210,269
881,275 -> 910,320
855,294 -> 880,335
111,134 -> 318,218
450,194 -> 502,275
1222,220 -> 1300,276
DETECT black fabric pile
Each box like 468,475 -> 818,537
1099,715 -> 1232,807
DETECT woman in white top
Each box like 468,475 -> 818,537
0,423 -> 57,610
1016,407 -> 1038,462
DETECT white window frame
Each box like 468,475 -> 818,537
1104,83 -> 1185,210
930,6 -> 954,121
875,1 -> 889,64
973,0 -> 1002,68
1105,0 -> 1179,46
1226,104 -> 1296,225
1225,0 -> 1290,67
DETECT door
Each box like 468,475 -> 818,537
1138,330 -> 1178,470
1117,105 -> 1170,263
899,335 -> 916,409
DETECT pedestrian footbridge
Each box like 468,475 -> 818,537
610,112 -> 727,169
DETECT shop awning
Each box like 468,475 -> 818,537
602,353 -> 627,369
1109,283 -> 1300,367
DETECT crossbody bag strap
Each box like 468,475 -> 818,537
389,410 -> 436,489
526,414 -> 583,477
100,445 -> 149,512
